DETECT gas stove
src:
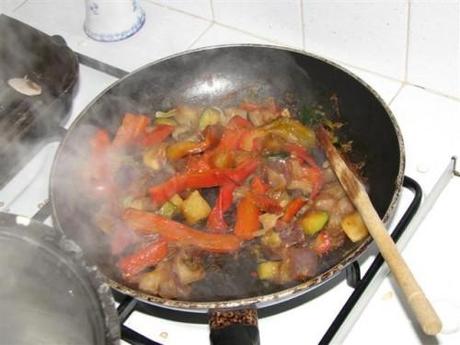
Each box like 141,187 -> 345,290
1,21 -> 460,345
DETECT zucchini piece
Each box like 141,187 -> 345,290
199,107 -> 222,130
301,210 -> 329,235
154,118 -> 177,126
257,261 -> 281,280
158,201 -> 177,218
169,194 -> 184,208
261,230 -> 282,248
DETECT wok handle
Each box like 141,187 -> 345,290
209,308 -> 260,345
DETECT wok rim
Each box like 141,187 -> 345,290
50,43 -> 405,312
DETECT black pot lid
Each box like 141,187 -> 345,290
0,213 -> 120,345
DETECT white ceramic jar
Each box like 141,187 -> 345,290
84,0 -> 145,42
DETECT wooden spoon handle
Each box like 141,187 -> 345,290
317,127 -> 442,335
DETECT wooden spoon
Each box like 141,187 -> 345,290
316,126 -> 442,336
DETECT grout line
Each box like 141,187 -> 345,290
212,21 -> 289,46
404,83 -> 460,102
210,0 -> 215,21
12,0 -> 29,12
332,58 -> 460,103
143,0 -> 297,47
187,21 -> 214,49
300,0 -> 306,50
389,84 -> 405,106
403,0 -> 412,82
145,0 -> 213,22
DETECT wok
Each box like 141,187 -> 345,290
50,45 -> 404,342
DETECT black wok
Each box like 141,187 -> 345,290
50,45 -> 404,342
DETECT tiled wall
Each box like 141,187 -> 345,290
2,0 -> 459,99
165,0 -> 459,99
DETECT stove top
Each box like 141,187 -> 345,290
1,25 -> 460,345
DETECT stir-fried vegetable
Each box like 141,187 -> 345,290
282,198 -> 307,222
123,208 -> 241,253
207,182 -> 236,231
117,239 -> 168,278
341,212 -> 368,242
86,98 -> 365,301
301,210 -> 329,235
113,113 -> 150,148
234,196 -> 260,240
258,261 -> 281,280
182,190 -> 211,225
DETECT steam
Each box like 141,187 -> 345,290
0,14 -> 77,191
50,46 -> 326,302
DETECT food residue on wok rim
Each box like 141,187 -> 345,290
84,98 -> 369,301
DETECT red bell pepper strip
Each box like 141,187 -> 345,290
305,166 -> 323,199
141,124 -> 174,147
250,193 -> 282,213
285,143 -> 319,169
209,150 -> 234,169
87,129 -> 114,197
117,238 -> 168,278
286,144 -> 323,199
251,176 -> 268,194
113,113 -> 150,148
248,175 -> 281,213
123,209 -> 241,253
227,115 -> 253,129
207,182 -> 236,232
150,170 -> 228,205
150,159 -> 259,205
282,198 -> 307,223
217,116 -> 253,151
311,232 -> 332,255
225,159 -> 260,184
186,154 -> 212,173
234,196 -> 260,240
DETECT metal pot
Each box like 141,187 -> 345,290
0,212 -> 120,344
50,45 -> 405,343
